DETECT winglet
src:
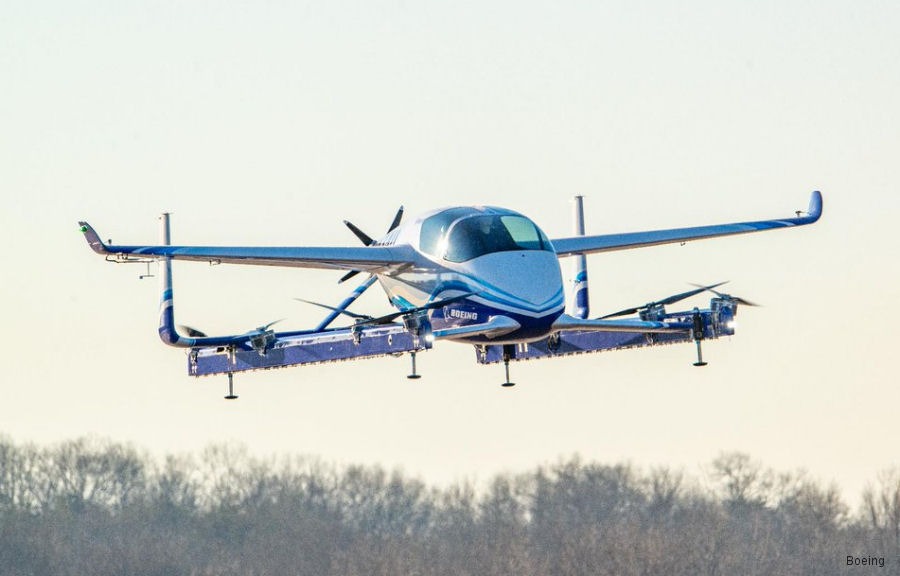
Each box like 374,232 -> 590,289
788,191 -> 822,225
78,221 -> 111,254
806,190 -> 823,222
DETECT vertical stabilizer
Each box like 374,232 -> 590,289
568,196 -> 590,319
158,213 -> 189,347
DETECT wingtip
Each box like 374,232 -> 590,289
808,190 -> 823,221
78,221 -> 108,254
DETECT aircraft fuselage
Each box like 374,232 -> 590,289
372,206 -> 566,344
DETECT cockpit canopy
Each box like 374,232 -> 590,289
419,207 -> 553,262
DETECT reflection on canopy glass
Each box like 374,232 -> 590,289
419,207 -> 473,257
442,215 -> 551,262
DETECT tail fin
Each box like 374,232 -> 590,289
567,196 -> 590,319
157,213 -> 192,347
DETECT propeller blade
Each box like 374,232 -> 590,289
355,291 -> 481,327
599,282 -> 729,319
420,291 -> 479,311
387,206 -> 404,232
343,220 -> 374,246
294,298 -> 373,320
257,319 -> 284,332
657,281 -> 729,307
599,306 -> 641,320
178,325 -> 208,338
338,208 -> 402,283
338,270 -> 361,284
689,283 -> 760,307
726,295 -> 759,307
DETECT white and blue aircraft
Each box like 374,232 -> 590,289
79,191 -> 822,397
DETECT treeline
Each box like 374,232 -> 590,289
0,437 -> 898,575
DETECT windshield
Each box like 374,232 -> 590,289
419,207 -> 474,257
442,215 -> 551,262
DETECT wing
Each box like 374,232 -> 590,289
78,221 -> 416,272
551,191 -> 822,256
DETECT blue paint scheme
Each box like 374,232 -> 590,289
189,325 -> 431,376
78,192 -> 821,378
569,195 -> 590,319
551,191 -> 823,256
476,305 -> 736,364
573,284 -> 589,320
429,299 -> 560,343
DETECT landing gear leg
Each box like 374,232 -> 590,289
693,339 -> 708,367
691,310 -> 708,367
225,372 -> 238,399
407,352 -> 422,379
501,344 -> 516,387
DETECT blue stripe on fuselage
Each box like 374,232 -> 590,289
432,300 -> 563,343
429,278 -> 564,315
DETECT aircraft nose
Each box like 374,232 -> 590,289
466,251 -> 564,310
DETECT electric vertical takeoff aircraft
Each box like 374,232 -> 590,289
79,191 -> 822,397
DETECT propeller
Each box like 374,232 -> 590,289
248,319 -> 284,334
245,319 -> 284,356
689,283 -> 760,307
338,270 -> 362,284
343,220 -> 374,246
352,291 -> 481,328
599,282 -> 729,319
293,298 -> 374,322
177,319 -> 283,339
387,206 -> 404,233
339,206 -> 404,284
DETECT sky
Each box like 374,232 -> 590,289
2,1 -> 898,506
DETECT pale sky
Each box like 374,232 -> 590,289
2,1 -> 898,505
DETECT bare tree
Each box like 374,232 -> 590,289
862,467 -> 900,553
0,436 -> 896,576
709,452 -> 773,510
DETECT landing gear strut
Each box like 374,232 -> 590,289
225,372 -> 238,400
692,309 -> 707,367
693,339 -> 707,367
407,351 -> 421,379
501,344 -> 516,387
